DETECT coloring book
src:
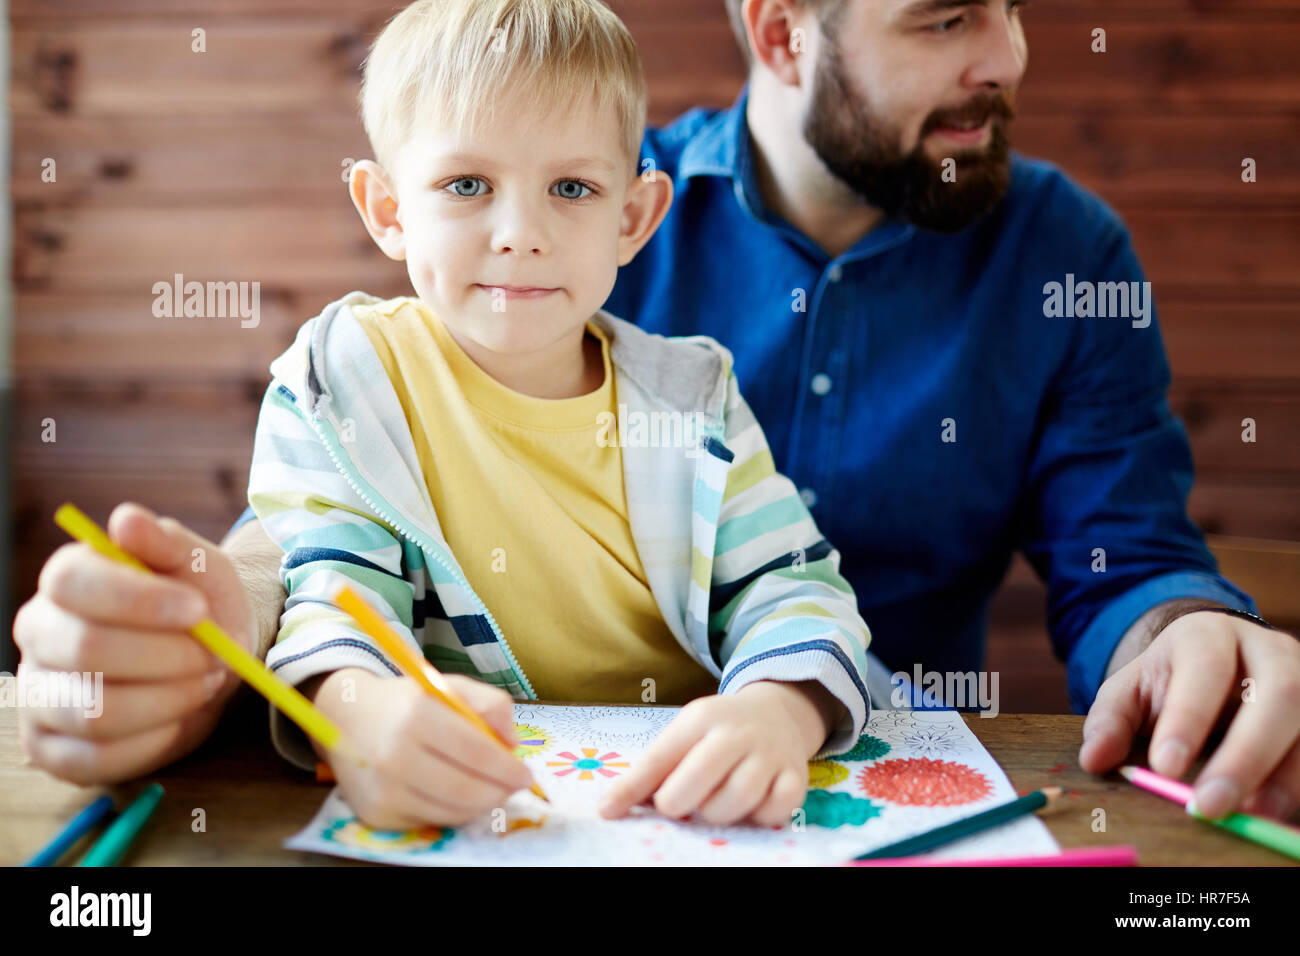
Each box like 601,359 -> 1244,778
285,704 -> 1060,865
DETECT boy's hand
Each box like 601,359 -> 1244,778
597,681 -> 833,826
309,669 -> 535,830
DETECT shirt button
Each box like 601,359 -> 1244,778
810,373 -> 833,396
799,487 -> 818,509
827,264 -> 843,282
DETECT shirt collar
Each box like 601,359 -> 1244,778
677,83 -> 749,181
675,81 -> 916,264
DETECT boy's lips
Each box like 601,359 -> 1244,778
475,283 -> 560,299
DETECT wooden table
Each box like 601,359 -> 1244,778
1,692 -> 1294,866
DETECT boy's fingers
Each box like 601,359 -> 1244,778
411,696 -> 533,792
391,734 -> 516,811
487,705 -> 519,749
376,743 -> 496,816
391,780 -> 479,828
401,776 -> 496,825
750,767 -> 809,828
443,674 -> 518,748
39,544 -> 206,630
598,714 -> 705,818
695,754 -> 776,825
357,811 -> 423,832
350,798 -> 423,833
650,730 -> 747,819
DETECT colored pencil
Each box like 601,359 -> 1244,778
24,795 -> 115,866
844,845 -> 1138,867
1119,765 -> 1300,861
1119,765 -> 1196,804
53,503 -> 363,766
853,786 -> 1063,860
76,784 -> 164,866
334,584 -> 550,803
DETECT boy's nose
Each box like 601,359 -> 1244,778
491,199 -> 551,256
488,228 -> 546,257
492,225 -> 548,255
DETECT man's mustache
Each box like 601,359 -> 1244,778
922,91 -> 1017,136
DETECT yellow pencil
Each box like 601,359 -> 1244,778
334,584 -> 550,803
53,503 -> 364,767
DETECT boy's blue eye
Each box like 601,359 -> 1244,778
449,177 -> 487,197
553,180 -> 593,200
442,177 -> 593,200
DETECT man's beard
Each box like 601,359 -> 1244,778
803,39 -> 1016,234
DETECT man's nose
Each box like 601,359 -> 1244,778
965,10 -> 1028,90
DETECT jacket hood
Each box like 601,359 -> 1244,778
269,291 -> 733,424
266,291 -> 735,563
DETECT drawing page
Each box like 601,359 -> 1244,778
285,704 -> 1061,865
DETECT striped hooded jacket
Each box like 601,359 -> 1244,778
247,291 -> 876,769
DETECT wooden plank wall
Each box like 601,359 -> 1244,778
6,1 -> 1298,709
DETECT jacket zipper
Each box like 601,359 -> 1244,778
305,407 -> 537,700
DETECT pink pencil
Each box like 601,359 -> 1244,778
1120,764 -> 1300,832
1119,763 -> 1300,856
1118,765 -> 1195,805
842,845 -> 1137,867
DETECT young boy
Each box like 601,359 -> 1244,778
247,0 -> 875,831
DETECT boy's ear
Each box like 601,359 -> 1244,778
617,169 -> 674,267
349,159 -> 406,261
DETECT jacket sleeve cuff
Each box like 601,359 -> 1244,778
718,643 -> 872,759
266,634 -> 400,771
1067,569 -> 1259,715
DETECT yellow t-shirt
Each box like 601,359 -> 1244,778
352,297 -> 719,705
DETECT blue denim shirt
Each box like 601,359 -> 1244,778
234,83 -> 1258,715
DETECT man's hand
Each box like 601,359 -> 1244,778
596,680 -> 835,826
1079,610 -> 1300,821
14,502 -> 262,785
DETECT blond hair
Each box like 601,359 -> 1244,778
360,0 -> 647,181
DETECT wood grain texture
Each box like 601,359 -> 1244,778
7,1 -> 1299,712
13,113 -> 1299,207
1,703 -> 1293,865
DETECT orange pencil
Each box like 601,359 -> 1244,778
334,584 -> 550,803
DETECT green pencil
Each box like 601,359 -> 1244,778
1120,765 -> 1300,862
76,783 -> 164,867
1187,802 -> 1300,861
855,787 -> 1063,860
